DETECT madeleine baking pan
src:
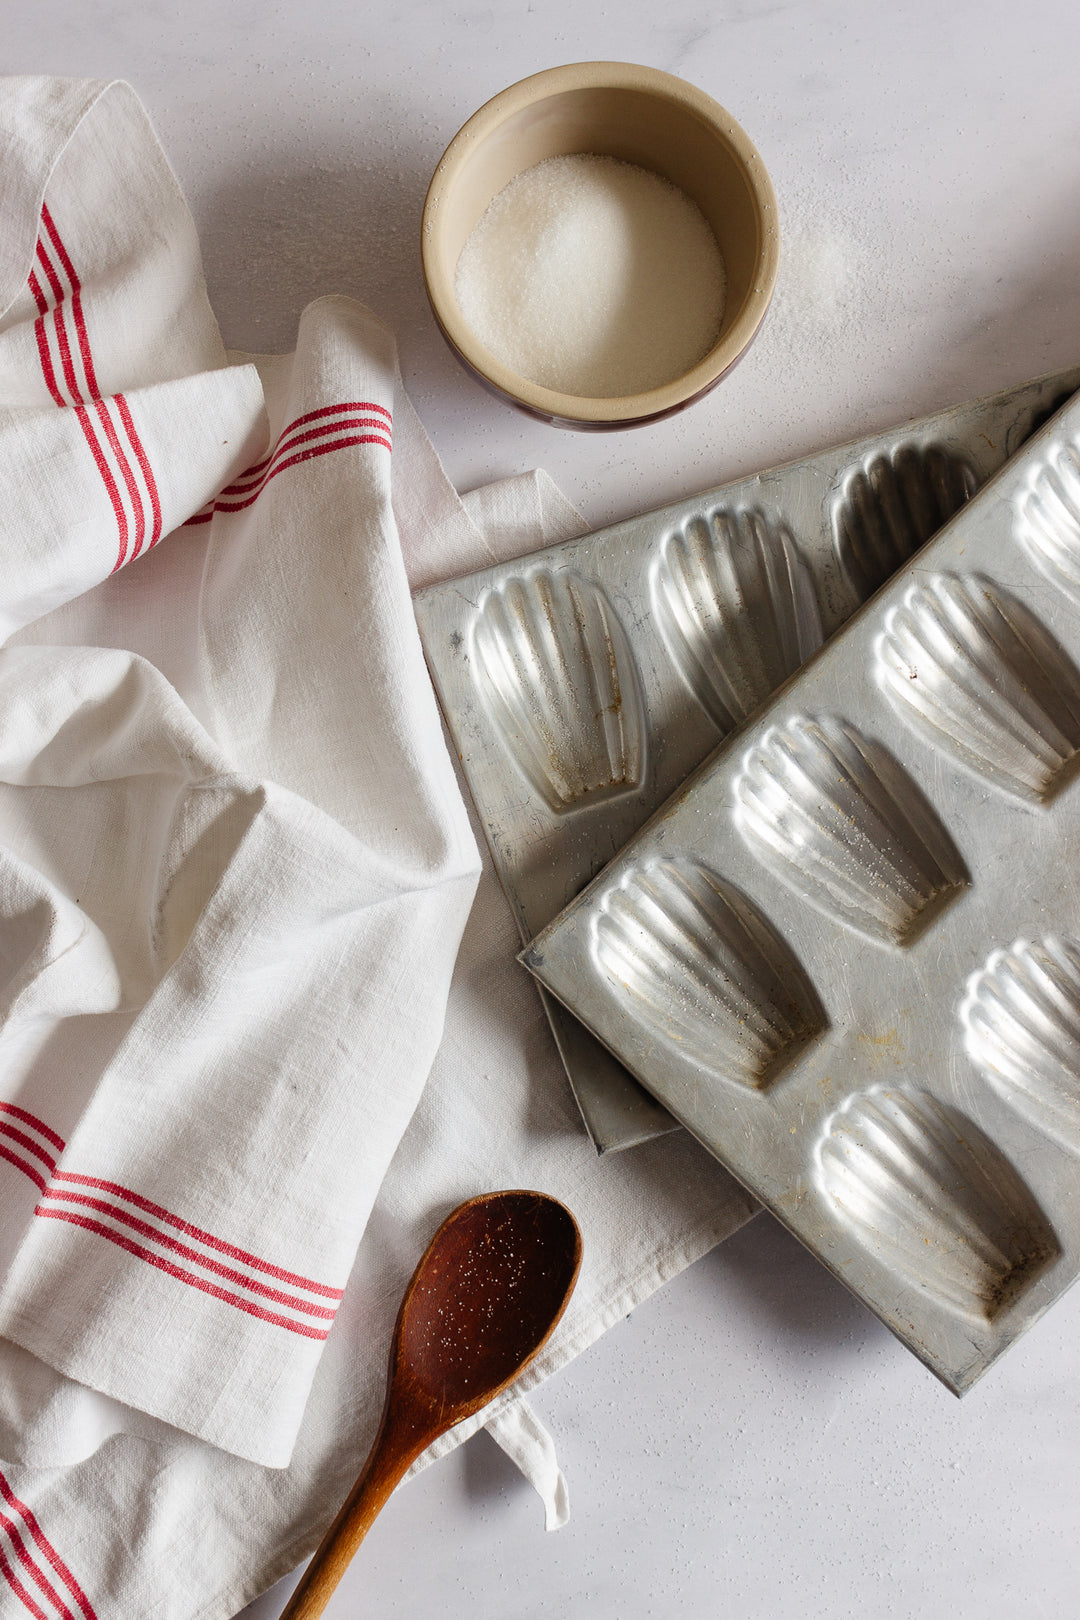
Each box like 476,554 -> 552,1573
413,368 -> 1080,1154
522,384 -> 1080,1391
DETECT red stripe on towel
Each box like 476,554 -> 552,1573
41,205 -> 162,552
35,222 -> 140,562
0,1501 -> 75,1620
0,1146 -> 47,1195
1,1102 -> 342,1333
40,204 -> 100,399
31,204 -> 163,564
30,232 -> 134,569
34,1209 -> 333,1340
72,404 -> 130,570
242,399 -> 392,467
41,1188 -> 337,1320
0,1099 -> 60,1189
51,1170 -> 344,1297
33,240 -> 84,406
213,434 -> 390,512
26,273 -> 65,408
0,1124 -> 56,1173
221,416 -> 392,495
0,1104 -> 65,1154
0,1545 -> 49,1620
225,399 -> 393,483
190,400 -> 392,521
113,393 -> 162,548
89,398 -> 143,568
0,1470 -> 98,1620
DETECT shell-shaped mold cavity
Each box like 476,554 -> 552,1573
816,1088 -> 1060,1321
834,442 -> 978,602
878,573 -> 1080,801
593,856 -> 825,1088
1019,440 -> 1080,601
733,716 -> 968,946
962,937 -> 1080,1153
470,568 -> 645,813
652,507 -> 824,734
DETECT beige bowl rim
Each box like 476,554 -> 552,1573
421,60 -> 780,426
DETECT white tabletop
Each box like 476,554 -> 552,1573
9,1 -> 1080,1615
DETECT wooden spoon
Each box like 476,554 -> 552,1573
280,1189 -> 583,1619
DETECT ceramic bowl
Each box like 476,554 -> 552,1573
421,61 -> 780,430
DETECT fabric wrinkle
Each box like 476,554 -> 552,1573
0,72 -> 754,1618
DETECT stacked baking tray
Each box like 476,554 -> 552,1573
414,369 -> 1080,1155
522,386 -> 1080,1391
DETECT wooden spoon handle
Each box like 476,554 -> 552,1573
279,1424 -> 428,1620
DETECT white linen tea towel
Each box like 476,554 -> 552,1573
0,76 -> 754,1618
0,73 -> 481,1472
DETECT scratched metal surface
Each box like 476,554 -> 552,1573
523,384 -> 1080,1392
414,368 -> 1080,1155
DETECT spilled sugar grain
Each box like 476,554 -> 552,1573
454,154 -> 726,399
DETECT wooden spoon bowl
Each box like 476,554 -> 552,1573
281,1190 -> 582,1619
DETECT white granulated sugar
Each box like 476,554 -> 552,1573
454,154 -> 727,399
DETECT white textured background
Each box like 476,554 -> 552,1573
8,2 -> 1080,1615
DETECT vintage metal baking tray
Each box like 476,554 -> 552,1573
523,385 -> 1080,1392
414,368 -> 1080,1155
